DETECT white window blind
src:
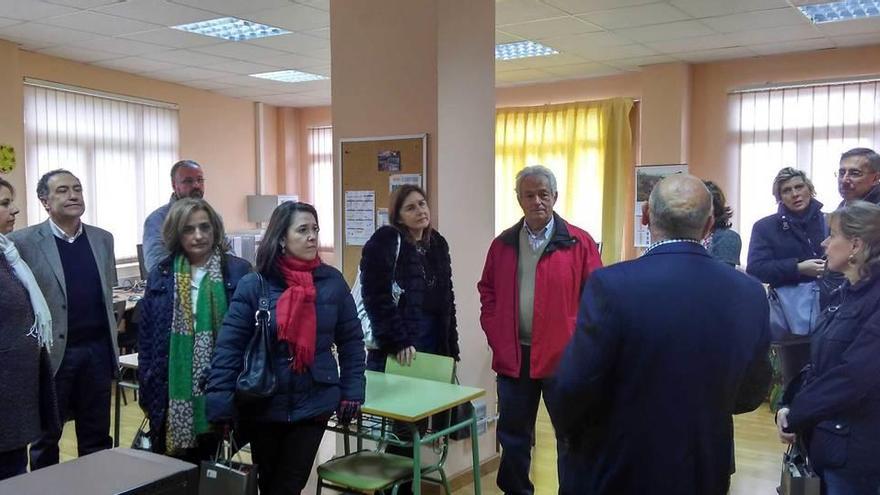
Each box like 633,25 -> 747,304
731,80 -> 880,262
308,126 -> 334,249
23,82 -> 179,261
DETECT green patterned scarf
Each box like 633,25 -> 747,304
166,250 -> 227,453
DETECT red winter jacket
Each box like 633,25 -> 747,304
478,214 -> 602,379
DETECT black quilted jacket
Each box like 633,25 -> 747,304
360,226 -> 459,360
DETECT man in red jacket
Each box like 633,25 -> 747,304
478,165 -> 602,495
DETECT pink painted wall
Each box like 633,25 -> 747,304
0,47 -> 258,232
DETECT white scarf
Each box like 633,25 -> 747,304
0,233 -> 53,348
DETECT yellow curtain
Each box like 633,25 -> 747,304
495,97 -> 633,265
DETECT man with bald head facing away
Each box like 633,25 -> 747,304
547,174 -> 772,495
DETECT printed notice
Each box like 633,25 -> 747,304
376,208 -> 389,228
389,174 -> 422,193
345,190 -> 375,246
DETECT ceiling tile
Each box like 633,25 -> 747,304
40,11 -> 163,36
578,3 -> 692,30
37,45 -> 120,62
586,43 -> 658,61
749,38 -> 835,56
143,48 -> 235,65
495,67 -> 553,83
495,30 -> 523,43
167,0 -> 292,16
498,17 -> 601,40
212,74 -> 268,86
192,41 -> 291,61
306,27 -> 329,39
246,4 -> 329,32
670,0 -> 791,18
495,59 -> 528,72
816,17 -> 880,37
830,32 -> 880,47
308,65 -> 330,76
541,0 -> 658,15
0,2 -> 77,21
216,86 -> 289,97
183,79 -> 238,90
202,60 -> 277,74
495,0 -> 567,25
701,8 -> 810,33
146,66 -> 232,82
507,52 -> 590,68
674,46 -> 756,62
256,52 -> 326,69
724,25 -> 823,45
68,36 -> 168,56
541,62 -> 623,78
96,0 -> 218,26
542,31 -> 634,52
43,0 -> 123,8
245,31 -> 328,53
94,56 -> 182,73
0,22 -> 98,48
292,0 -> 329,11
605,54 -> 679,69
0,17 -> 21,29
120,27 -> 219,47
651,33 -> 744,53
615,20 -> 715,43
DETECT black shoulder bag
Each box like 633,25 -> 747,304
235,274 -> 277,403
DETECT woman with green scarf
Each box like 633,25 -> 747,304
139,198 -> 251,461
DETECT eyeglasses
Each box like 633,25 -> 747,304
177,178 -> 205,186
835,168 -> 866,179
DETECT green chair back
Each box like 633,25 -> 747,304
384,352 -> 455,384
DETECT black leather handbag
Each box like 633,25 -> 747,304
235,274 -> 277,403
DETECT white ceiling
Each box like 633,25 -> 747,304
0,0 -> 878,107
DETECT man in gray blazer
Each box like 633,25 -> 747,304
9,169 -> 118,468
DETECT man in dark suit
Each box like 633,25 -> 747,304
547,174 -> 771,495
9,169 -> 118,468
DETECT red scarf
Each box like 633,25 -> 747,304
275,255 -> 322,373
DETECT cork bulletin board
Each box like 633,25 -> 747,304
339,134 -> 427,285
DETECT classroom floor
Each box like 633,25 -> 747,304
56,389 -> 783,494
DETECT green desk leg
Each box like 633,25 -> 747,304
470,411 -> 481,495
412,424 -> 422,495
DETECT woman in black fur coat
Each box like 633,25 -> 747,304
360,184 -> 459,371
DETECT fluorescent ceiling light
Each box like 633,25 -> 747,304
797,0 -> 880,23
495,40 -> 558,61
172,17 -> 290,41
249,70 -> 328,83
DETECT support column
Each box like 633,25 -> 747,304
331,0 -> 496,480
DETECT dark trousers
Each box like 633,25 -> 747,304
247,419 -> 327,495
29,337 -> 113,469
820,466 -> 880,495
0,447 -> 28,481
496,345 -> 568,495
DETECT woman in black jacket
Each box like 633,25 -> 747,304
138,198 -> 251,462
776,201 -> 880,495
360,184 -> 459,370
206,201 -> 365,495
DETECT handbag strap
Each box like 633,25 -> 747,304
391,232 -> 401,277
256,273 -> 270,323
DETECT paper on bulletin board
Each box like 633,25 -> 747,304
345,190 -> 375,246
376,208 -> 389,228
389,174 -> 422,193
634,164 -> 688,248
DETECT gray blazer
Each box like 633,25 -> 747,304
8,220 -> 119,374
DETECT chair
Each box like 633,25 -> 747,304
316,352 -> 456,495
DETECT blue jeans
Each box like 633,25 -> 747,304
822,467 -> 880,495
496,345 -> 568,495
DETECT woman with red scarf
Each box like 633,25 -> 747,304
206,202 -> 365,494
